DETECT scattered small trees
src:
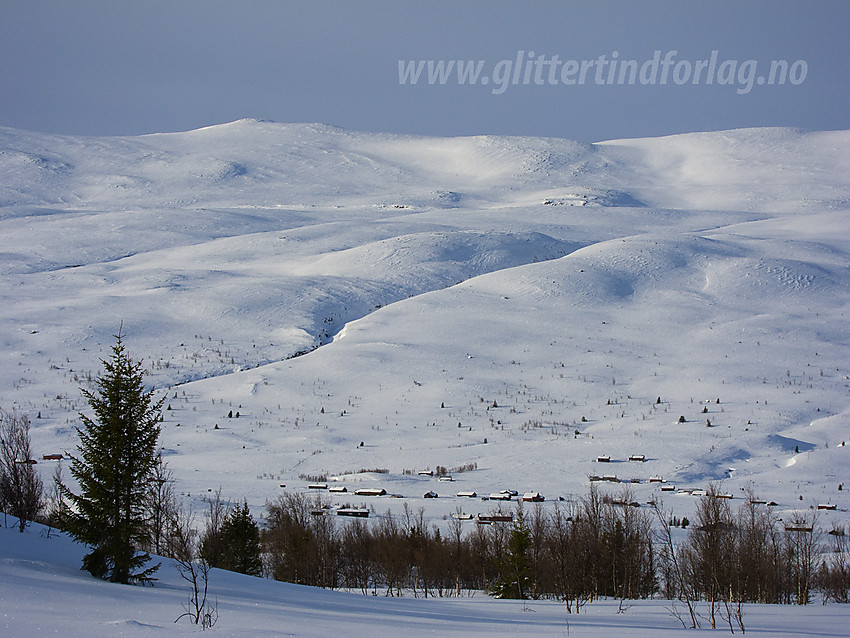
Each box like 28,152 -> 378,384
58,331 -> 164,583
0,409 -> 44,532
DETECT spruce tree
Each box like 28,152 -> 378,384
491,511 -> 533,599
217,500 -> 263,576
59,330 -> 164,583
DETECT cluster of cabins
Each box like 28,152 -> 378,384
588,454 -> 648,485
596,454 -> 646,463
300,462 -> 844,524
12,453 -> 64,465
308,483 -> 386,497
307,481 -> 544,504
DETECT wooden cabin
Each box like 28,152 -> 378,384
337,508 -> 369,518
354,488 -> 386,496
478,513 -> 513,523
784,524 -> 813,533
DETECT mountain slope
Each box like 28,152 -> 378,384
0,121 -> 847,530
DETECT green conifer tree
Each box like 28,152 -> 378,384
218,500 -> 263,576
59,330 -> 164,583
491,510 -> 533,599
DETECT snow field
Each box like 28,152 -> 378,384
1,120 -> 848,556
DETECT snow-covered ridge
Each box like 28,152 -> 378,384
2,121 -> 846,211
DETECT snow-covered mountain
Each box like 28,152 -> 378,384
1,120 -> 849,531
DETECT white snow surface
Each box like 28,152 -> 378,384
2,521 -> 849,636
1,120 -> 850,632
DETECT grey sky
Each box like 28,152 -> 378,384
1,0 -> 847,142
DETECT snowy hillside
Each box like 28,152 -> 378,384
5,521 -> 848,637
1,120 -> 849,536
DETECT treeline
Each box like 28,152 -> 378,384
247,483 -> 850,614
133,480 -> 657,605
4,401 -> 850,613
653,484 -> 848,628
260,484 -> 657,606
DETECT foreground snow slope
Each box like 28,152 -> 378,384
0,121 -> 848,532
3,523 -> 850,637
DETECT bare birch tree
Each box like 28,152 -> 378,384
0,409 -> 44,532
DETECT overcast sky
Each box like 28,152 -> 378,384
1,1 -> 847,142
